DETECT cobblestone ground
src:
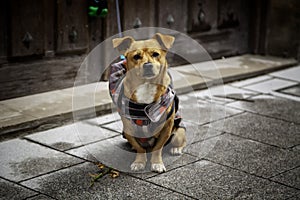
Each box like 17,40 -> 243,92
0,66 -> 300,199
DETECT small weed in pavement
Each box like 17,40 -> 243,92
89,163 -> 120,188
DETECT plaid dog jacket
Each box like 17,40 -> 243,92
109,60 -> 183,148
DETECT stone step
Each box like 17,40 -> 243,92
0,54 -> 297,136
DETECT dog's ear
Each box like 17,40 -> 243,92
153,33 -> 175,50
112,36 -> 134,53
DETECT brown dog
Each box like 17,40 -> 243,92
110,33 -> 186,173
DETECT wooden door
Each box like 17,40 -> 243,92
9,0 -> 46,57
0,1 -> 8,63
56,0 -> 89,54
123,0 -> 156,31
187,0 -> 250,59
157,0 -> 188,33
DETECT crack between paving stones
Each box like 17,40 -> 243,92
98,125 -> 122,134
268,75 -> 299,84
17,161 -> 86,184
201,158 -> 300,191
268,166 -> 300,180
58,134 -> 122,152
198,111 -> 246,127
221,104 -> 300,126
229,78 -> 273,88
125,172 -> 199,199
23,138 -> 92,162
225,132 -> 290,150
289,144 -> 300,149
247,111 -> 300,126
82,118 -> 121,128
189,132 -> 226,145
24,193 -> 58,200
0,176 -> 58,200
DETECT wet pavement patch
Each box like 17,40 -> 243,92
0,139 -> 82,182
25,122 -> 118,151
21,162 -> 173,200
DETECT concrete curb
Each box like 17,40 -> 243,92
0,54 -> 297,138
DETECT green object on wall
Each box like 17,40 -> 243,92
88,0 -> 108,18
88,6 -> 98,17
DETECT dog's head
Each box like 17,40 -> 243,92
112,33 -> 175,80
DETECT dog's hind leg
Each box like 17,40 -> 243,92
170,127 -> 186,155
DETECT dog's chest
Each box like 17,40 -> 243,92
135,83 -> 157,104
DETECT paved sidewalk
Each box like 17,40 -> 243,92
0,54 -> 297,136
0,63 -> 300,199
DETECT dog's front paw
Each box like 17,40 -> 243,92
170,147 -> 183,155
151,163 -> 166,173
131,162 -> 146,171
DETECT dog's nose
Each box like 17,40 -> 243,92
143,62 -> 154,77
143,62 -> 153,71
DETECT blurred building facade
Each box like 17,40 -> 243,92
1,0 -> 299,63
0,0 -> 299,100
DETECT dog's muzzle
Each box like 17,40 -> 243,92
143,62 -> 155,77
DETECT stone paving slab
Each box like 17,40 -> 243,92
209,112 -> 300,148
0,178 -> 37,200
243,78 -> 297,94
191,85 -> 257,104
101,120 -> 124,133
270,167 -> 300,190
179,98 -> 243,125
1,90 -> 73,119
21,162 -> 177,200
0,82 -> 113,135
64,82 -> 112,112
83,112 -> 121,126
227,95 -> 300,124
186,123 -> 223,144
169,68 -> 211,93
25,122 -> 119,151
0,104 -> 37,130
175,54 -> 297,81
293,145 -> 300,152
0,138 -> 83,182
288,194 -> 300,200
148,160 -> 298,199
186,134 -> 300,178
231,75 -> 272,87
67,131 -> 197,173
129,153 -> 199,179
278,84 -> 300,97
155,192 -> 195,200
270,65 -> 300,82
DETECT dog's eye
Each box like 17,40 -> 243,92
133,54 -> 141,60
152,52 -> 160,57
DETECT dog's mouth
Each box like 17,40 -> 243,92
143,70 -> 155,78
